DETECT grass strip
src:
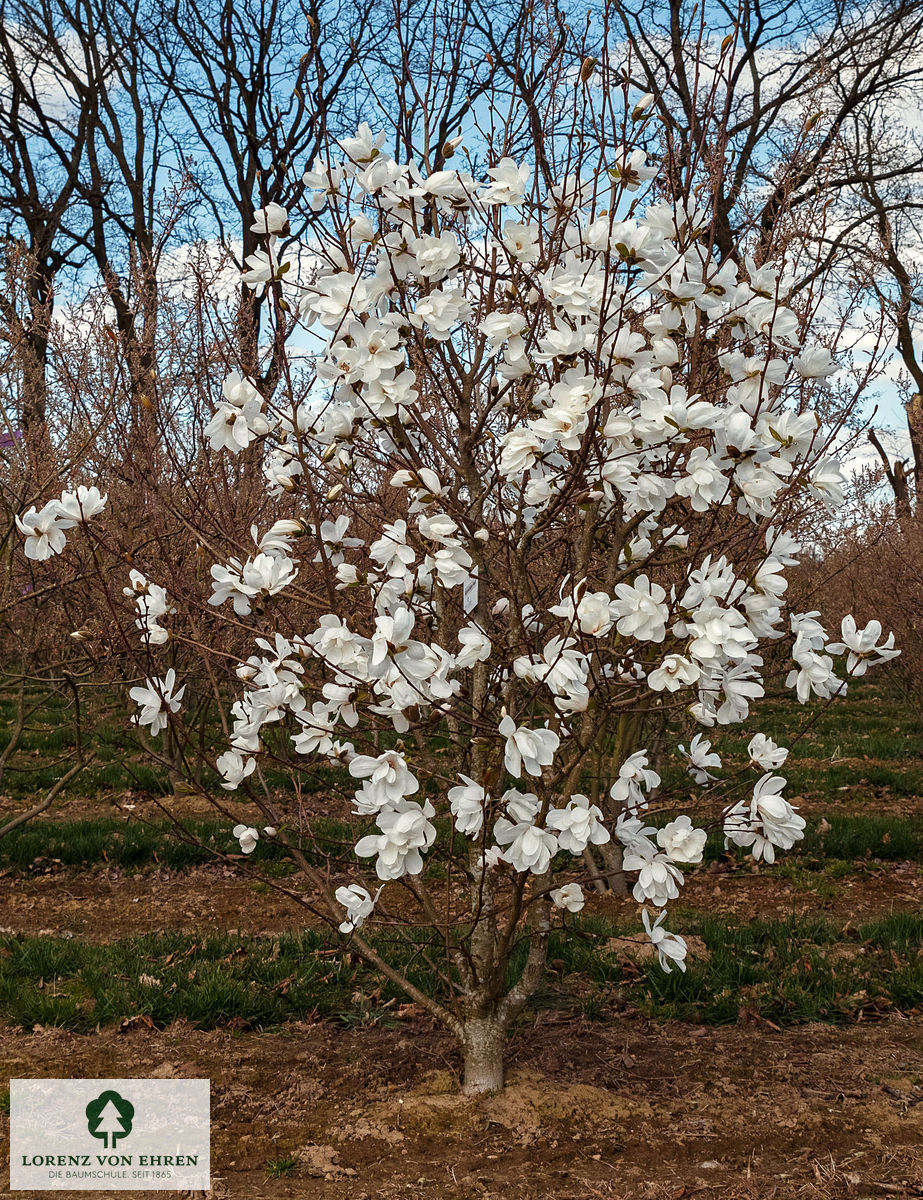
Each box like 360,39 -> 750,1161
0,913 -> 919,1034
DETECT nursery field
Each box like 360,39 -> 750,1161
1,681 -> 922,1199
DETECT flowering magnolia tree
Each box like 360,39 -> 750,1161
24,105 -> 899,1091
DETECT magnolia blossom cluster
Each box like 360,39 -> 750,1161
17,485 -> 107,560
109,126 -> 898,971
124,570 -> 173,646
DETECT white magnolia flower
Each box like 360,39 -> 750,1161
493,818 -> 558,874
501,788 -> 541,823
411,290 -> 472,340
455,625 -> 492,669
785,649 -> 844,704
369,519 -> 416,577
675,446 -> 729,512
656,815 -> 706,864
550,586 -> 616,637
827,615 -> 899,676
241,238 -> 294,286
129,669 -> 184,737
793,347 -> 836,377
412,232 -> 461,279
642,909 -> 688,973
724,774 -> 805,863
209,553 -> 298,616
514,637 -> 589,714
16,502 -> 68,560
427,542 -> 473,588
56,484 -> 108,525
336,884 -> 377,934
232,823 -> 260,854
216,750 -> 256,790
647,654 -> 699,692
124,569 -> 172,645
479,845 -> 506,871
205,372 -> 272,453
354,800 -> 437,880
391,467 -> 444,499
610,576 -> 668,642
499,427 -> 543,476
677,733 -> 721,784
748,733 -> 788,770
609,750 -> 660,811
806,457 -> 845,512
291,703 -> 338,757
338,121 -> 386,163
622,839 -> 683,906
448,775 -> 487,836
551,882 -> 585,912
348,750 -> 418,810
368,607 -> 415,672
501,220 -> 540,262
313,515 -> 363,566
250,202 -> 289,235
686,602 -> 756,663
498,715 -> 560,778
479,157 -> 531,206
335,562 -> 360,588
479,312 -> 528,348
545,794 -> 610,855
610,144 -> 657,191
305,614 -> 367,672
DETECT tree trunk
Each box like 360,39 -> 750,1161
601,840 -> 629,897
869,429 -> 912,523
461,1014 -> 506,1095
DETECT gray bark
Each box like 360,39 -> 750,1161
461,1014 -> 506,1094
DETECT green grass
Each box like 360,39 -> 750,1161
697,813 -> 923,866
0,913 -> 919,1035
0,930 -> 352,1031
0,818 -> 221,871
0,677 -> 356,801
801,815 -> 923,860
0,683 -> 171,798
635,912 -> 923,1023
539,910 -> 923,1025
0,816 -> 356,874
266,1155 -> 299,1179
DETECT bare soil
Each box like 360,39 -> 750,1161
1,856 -> 920,941
1,755 -> 922,829
1,1015 -> 921,1199
0,865 -> 310,939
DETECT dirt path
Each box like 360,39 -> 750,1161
0,865 -> 309,939
1,1016 -> 921,1199
1,858 -> 920,941
2,767 -> 921,827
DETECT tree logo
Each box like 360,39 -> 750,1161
85,1090 -> 135,1149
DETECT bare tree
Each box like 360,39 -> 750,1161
611,0 -> 923,263
0,4 -> 91,481
143,0 -> 381,385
